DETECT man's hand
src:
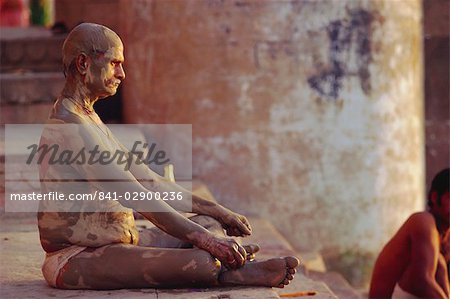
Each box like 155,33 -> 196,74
202,235 -> 247,269
217,208 -> 252,237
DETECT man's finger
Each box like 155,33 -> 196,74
241,217 -> 252,233
232,243 -> 246,267
238,220 -> 252,235
237,243 -> 247,261
224,251 -> 237,269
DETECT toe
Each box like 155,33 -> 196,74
288,268 -> 296,274
287,274 -> 293,280
285,256 -> 300,268
243,244 -> 260,254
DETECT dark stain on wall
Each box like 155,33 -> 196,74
308,9 -> 373,100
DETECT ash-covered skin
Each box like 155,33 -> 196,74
39,22 -> 299,290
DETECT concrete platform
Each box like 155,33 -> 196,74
0,214 -> 340,299
307,270 -> 362,299
0,181 -> 341,298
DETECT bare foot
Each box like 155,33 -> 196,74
219,256 -> 299,288
243,244 -> 260,261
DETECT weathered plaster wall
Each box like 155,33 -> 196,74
120,0 -> 424,285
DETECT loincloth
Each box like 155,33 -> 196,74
42,245 -> 87,288
392,283 -> 419,299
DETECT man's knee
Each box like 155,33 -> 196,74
192,249 -> 222,285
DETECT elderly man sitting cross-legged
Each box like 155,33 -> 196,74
37,23 -> 299,290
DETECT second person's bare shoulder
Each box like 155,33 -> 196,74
404,211 -> 437,235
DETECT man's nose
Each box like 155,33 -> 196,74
116,65 -> 125,80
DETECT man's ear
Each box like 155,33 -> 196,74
430,191 -> 439,207
75,53 -> 90,75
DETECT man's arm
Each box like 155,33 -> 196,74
112,135 -> 252,237
408,214 -> 448,299
67,126 -> 247,269
145,178 -> 252,237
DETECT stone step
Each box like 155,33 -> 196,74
0,175 -> 344,298
0,72 -> 63,124
277,273 -> 338,299
0,72 -> 64,105
1,102 -> 53,124
306,270 -> 363,299
239,218 -> 361,298
0,216 -> 340,299
235,218 -> 340,298
0,227 -> 282,299
298,250 -> 327,272
0,27 -> 66,73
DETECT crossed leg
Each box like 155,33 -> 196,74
57,215 -> 298,289
137,215 -> 260,258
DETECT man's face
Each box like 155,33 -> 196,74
85,44 -> 125,99
433,191 -> 450,228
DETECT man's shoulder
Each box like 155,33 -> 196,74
404,211 -> 438,236
408,211 -> 434,222
49,98 -> 85,124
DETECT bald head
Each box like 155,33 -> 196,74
62,23 -> 123,76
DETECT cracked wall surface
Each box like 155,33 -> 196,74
118,0 -> 425,286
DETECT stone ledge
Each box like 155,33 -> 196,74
0,218 -> 278,299
0,216 -> 337,299
0,72 -> 64,105
239,218 -> 339,298
307,270 -> 362,299
0,28 -> 65,72
0,27 -> 55,40
0,103 -> 53,124
0,180 -> 341,298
